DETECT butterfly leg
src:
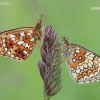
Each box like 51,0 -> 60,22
53,56 -> 66,66
37,41 -> 46,55
53,44 -> 63,50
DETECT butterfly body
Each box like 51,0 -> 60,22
0,19 -> 43,60
62,37 -> 100,83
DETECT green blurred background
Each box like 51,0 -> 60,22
0,0 -> 100,100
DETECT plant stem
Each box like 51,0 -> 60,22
44,96 -> 50,100
44,85 -> 51,100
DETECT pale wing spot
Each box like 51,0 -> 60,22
89,53 -> 95,57
99,63 -> 100,67
17,41 -> 24,45
79,56 -> 82,60
96,80 -> 99,82
76,69 -> 80,74
15,57 -> 19,60
7,51 -> 11,55
78,81 -> 84,84
27,33 -> 31,35
78,78 -> 84,82
83,63 -> 88,68
3,43 -> 6,47
72,58 -> 76,62
79,63 -> 82,66
71,72 -> 77,80
88,56 -> 93,60
85,52 -> 91,57
2,39 -> 5,43
20,37 -> 23,40
28,30 -> 33,34
68,64 -> 71,68
76,49 -> 80,53
20,32 -> 25,36
94,72 -> 99,77
68,49 -> 71,52
25,43 -> 30,48
11,55 -> 14,58
85,81 -> 90,84
27,30 -> 33,35
85,54 -> 87,57
11,38 -> 15,41
4,48 -> 7,51
97,67 -> 100,73
94,60 -> 98,64
96,76 -> 100,80
89,73 -> 94,79
76,47 -> 80,50
71,68 -> 75,72
23,51 -> 28,54
25,43 -> 28,47
98,58 -> 100,62
80,65 -> 84,70
74,53 -> 77,56
91,79 -> 96,83
30,38 -> 34,41
77,66 -> 80,69
81,62 -> 84,64
29,47 -> 33,50
10,34 -> 16,38
88,63 -> 92,68
22,43 -> 26,46
85,59 -> 88,63
89,60 -> 93,65
84,76 -> 89,81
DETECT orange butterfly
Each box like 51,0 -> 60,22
0,15 -> 43,60
54,37 -> 100,84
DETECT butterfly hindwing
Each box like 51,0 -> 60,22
66,44 -> 100,83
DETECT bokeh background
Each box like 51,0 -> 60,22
0,0 -> 100,100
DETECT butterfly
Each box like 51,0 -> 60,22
0,15 -> 43,60
55,37 -> 100,84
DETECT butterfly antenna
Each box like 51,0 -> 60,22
37,42 -> 46,55
36,7 -> 39,21
39,14 -> 43,21
60,29 -> 72,40
36,6 -> 43,21
67,29 -> 72,40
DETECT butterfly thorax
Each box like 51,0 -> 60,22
34,20 -> 43,41
62,42 -> 76,60
62,39 -> 100,83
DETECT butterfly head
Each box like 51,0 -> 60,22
35,20 -> 43,30
35,15 -> 43,30
62,36 -> 69,46
61,36 -> 70,55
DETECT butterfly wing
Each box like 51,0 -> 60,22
0,27 -> 36,60
66,44 -> 100,83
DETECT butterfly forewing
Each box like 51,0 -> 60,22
0,16 -> 43,61
62,37 -> 100,84
0,27 -> 40,60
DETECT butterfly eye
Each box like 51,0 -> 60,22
62,37 -> 69,45
37,23 -> 41,29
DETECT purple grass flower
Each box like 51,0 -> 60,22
38,25 -> 62,100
